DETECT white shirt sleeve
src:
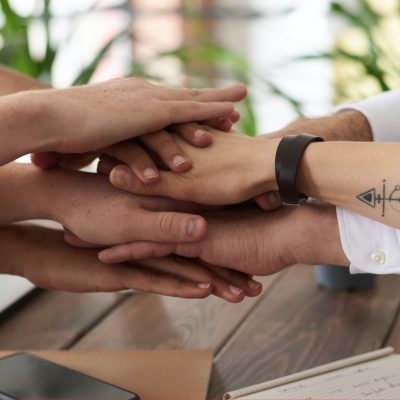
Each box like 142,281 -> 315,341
334,90 -> 400,274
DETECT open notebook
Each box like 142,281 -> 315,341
225,347 -> 400,400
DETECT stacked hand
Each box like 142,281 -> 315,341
0,224 -> 260,301
2,73 -> 350,302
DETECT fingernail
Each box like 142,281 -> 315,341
100,248 -> 113,257
99,249 -> 115,261
143,168 -> 159,179
173,155 -> 188,167
195,130 -> 209,140
197,282 -> 212,289
187,219 -> 204,238
113,168 -> 131,188
229,285 -> 244,296
247,280 -> 261,290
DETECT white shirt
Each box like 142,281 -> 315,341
335,90 -> 400,274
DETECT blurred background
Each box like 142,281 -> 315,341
0,0 -> 400,309
1,0 -> 399,137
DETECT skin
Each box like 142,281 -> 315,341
108,110 -> 400,228
0,163 -> 262,300
109,131 -> 280,205
254,109 -> 373,209
0,223 -> 261,302
0,65 -> 244,181
0,163 -> 208,243
0,64 -> 247,166
98,203 -> 349,275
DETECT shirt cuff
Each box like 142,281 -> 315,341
336,207 -> 400,274
335,90 -> 400,142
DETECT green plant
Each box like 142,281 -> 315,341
0,0 -> 303,136
295,0 -> 400,104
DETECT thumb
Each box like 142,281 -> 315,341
137,210 -> 208,243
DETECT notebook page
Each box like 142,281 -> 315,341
239,355 -> 400,400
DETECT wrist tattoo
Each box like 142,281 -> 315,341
357,180 -> 400,217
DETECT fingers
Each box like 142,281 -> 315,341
165,101 -> 234,125
104,141 -> 161,184
140,130 -> 192,173
138,257 -> 247,303
99,243 -> 261,302
31,152 -> 98,170
172,109 -> 241,149
118,263 -> 213,299
204,110 -> 241,131
99,242 -> 177,263
97,154 -> 119,176
110,165 -> 181,200
172,123 -> 213,147
164,84 -> 247,103
31,152 -> 61,169
254,192 -> 282,211
117,209 -> 208,243
204,263 -> 263,298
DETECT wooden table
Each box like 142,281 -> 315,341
0,265 -> 399,399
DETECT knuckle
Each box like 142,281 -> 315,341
189,88 -> 201,98
144,271 -> 159,293
158,212 -> 178,236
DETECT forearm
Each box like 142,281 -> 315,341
293,203 -> 349,266
0,66 -> 50,96
268,109 -> 373,142
298,142 -> 400,229
0,163 -> 55,223
0,90 -> 57,165
0,224 -> 49,276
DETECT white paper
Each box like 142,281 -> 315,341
239,355 -> 400,400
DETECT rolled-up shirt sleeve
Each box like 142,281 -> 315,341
335,90 -> 400,274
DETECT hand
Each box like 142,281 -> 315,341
28,78 -> 245,155
41,168 -> 210,246
98,203 -> 349,276
31,107 -> 242,184
107,128 -> 281,206
0,224 -> 261,302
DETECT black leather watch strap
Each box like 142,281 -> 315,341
275,134 -> 323,206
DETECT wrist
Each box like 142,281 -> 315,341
295,203 -> 349,266
0,225 -> 25,275
0,90 -> 60,163
3,164 -> 58,222
247,137 -> 280,196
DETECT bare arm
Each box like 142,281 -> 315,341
0,223 -> 256,300
267,109 -> 373,142
98,202 -> 350,272
108,114 -> 400,228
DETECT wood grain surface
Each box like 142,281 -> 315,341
209,266 -> 400,398
0,265 -> 399,400
0,290 -> 127,350
74,275 -> 281,351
